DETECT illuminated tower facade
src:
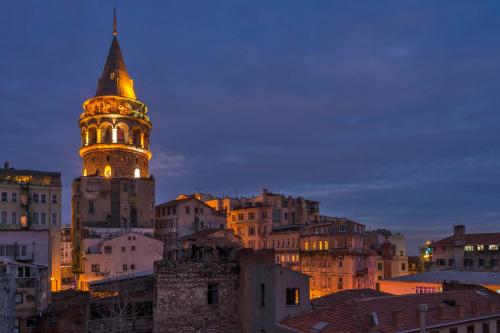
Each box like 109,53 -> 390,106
72,15 -> 156,286
79,16 -> 151,179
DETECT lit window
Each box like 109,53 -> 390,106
312,242 -> 317,251
304,242 -> 309,251
477,245 -> 485,251
319,241 -> 323,250
464,245 -> 474,252
489,245 -> 499,251
104,165 -> 112,178
325,240 -> 329,250
112,128 -> 118,143
134,168 -> 140,178
83,168 -> 87,176
286,288 -> 300,306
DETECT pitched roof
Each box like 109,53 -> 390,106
432,233 -> 500,246
279,289 -> 500,333
95,35 -> 136,99
311,289 -> 391,309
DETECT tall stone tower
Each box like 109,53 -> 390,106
79,14 -> 151,178
72,14 -> 156,287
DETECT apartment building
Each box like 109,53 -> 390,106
78,231 -> 163,290
430,225 -> 500,272
366,229 -> 409,282
298,218 -> 375,299
0,165 -> 61,291
155,195 -> 226,249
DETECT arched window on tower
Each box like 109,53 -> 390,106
88,127 -> 97,145
104,126 -> 113,144
83,168 -> 87,177
133,129 -> 141,147
134,168 -> 140,178
117,128 -> 125,143
104,165 -> 112,178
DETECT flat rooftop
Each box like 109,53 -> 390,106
387,270 -> 500,285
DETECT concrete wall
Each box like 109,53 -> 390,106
378,280 -> 442,295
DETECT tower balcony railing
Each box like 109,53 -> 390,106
79,143 -> 152,160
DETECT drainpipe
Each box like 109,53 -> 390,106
418,304 -> 428,333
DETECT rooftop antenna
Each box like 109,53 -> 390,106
113,8 -> 117,36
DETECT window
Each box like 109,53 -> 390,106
262,211 -> 268,219
312,242 -> 317,250
286,288 -> 300,306
402,263 -> 406,271
477,245 -> 485,251
248,240 -> 255,248
185,206 -> 190,214
41,194 -> 46,204
464,245 -> 474,251
104,165 -> 112,178
479,259 -> 484,267
325,240 -> 329,250
123,264 -> 128,271
91,264 -> 100,272
248,227 -> 256,236
338,224 -> 346,232
131,264 -> 135,270
15,292 -> 23,304
319,241 -> 323,250
51,194 -> 57,204
377,263 -> 383,271
449,329 -> 458,333
51,213 -> 57,225
40,212 -> 47,225
207,284 -> 218,305
337,278 -> 343,290
33,212 -> 39,224
238,213 -> 244,221
121,247 -> 126,252
11,192 -> 17,202
339,260 -> 343,268
260,283 -> 266,307
33,193 -> 39,203
89,201 -> 95,214
131,246 -> 135,251
249,212 -> 255,220
482,323 -> 489,333
467,325 -> 475,333
304,242 -> 309,251
231,215 -> 236,222
1,211 -> 7,224
237,227 -> 244,236
11,212 -> 17,224
436,259 -> 446,266
448,259 -> 454,266
489,245 -> 499,251
104,246 -> 112,254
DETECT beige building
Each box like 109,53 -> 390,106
155,195 -> 226,248
298,218 -> 375,299
79,231 -> 162,290
0,165 -> 62,291
366,229 -> 409,283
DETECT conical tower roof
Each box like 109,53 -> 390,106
95,14 -> 137,100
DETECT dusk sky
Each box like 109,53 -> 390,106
1,1 -> 499,254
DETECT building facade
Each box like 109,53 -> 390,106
155,195 -> 226,248
72,16 -> 156,289
429,225 -> 500,272
0,165 -> 62,291
297,218 -> 375,299
79,232 -> 162,289
366,229 -> 409,282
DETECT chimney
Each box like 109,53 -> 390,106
418,304 -> 428,333
392,310 -> 404,330
455,304 -> 465,319
453,225 -> 465,245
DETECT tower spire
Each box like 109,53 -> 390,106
113,8 -> 117,36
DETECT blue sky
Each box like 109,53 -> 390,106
1,1 -> 499,254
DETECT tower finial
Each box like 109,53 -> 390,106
113,8 -> 117,36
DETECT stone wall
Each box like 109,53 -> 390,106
83,149 -> 149,178
154,259 -> 241,333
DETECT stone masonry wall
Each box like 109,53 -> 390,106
154,260 -> 241,333
83,149 -> 149,178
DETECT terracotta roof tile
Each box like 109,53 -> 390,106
432,233 -> 500,246
280,289 -> 500,333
